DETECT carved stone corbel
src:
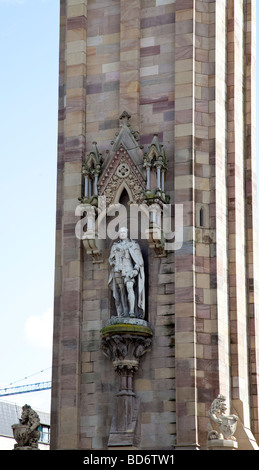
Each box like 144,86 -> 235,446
82,234 -> 104,264
101,318 -> 153,448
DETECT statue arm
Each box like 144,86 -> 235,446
208,409 -> 222,426
28,416 -> 40,434
109,246 -> 116,266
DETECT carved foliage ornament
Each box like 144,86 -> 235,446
101,333 -> 152,372
98,147 -> 145,206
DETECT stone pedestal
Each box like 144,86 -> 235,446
12,421 -> 40,450
207,439 -> 238,451
101,317 -> 152,448
13,446 -> 40,451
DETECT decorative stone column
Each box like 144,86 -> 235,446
101,317 -> 152,448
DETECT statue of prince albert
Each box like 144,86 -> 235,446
108,227 -> 145,319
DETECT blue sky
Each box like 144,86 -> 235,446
0,0 -> 59,412
0,1 -> 259,414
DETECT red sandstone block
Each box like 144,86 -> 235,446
67,16 -> 87,30
141,13 -> 175,29
175,0 -> 194,11
140,45 -> 161,57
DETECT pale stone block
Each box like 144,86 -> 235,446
103,33 -> 120,45
175,272 -> 193,288
176,332 -> 195,344
141,413 -> 151,424
84,320 -> 103,331
158,273 -> 173,284
68,261 -> 81,279
140,37 -> 155,48
82,362 -> 93,373
64,172 -> 82,187
64,198 -> 80,212
87,36 -> 104,47
67,29 -> 86,42
175,10 -> 193,22
64,162 -> 82,174
196,344 -> 204,358
196,243 -> 210,257
195,177 -> 210,191
166,423 -> 176,435
67,0 -> 85,5
67,3 -> 87,18
59,435 -> 78,449
67,40 -> 87,55
196,273 -> 210,289
81,351 -> 91,363
175,58 -> 193,73
67,51 -> 86,67
67,63 -> 86,78
121,50 -> 139,62
135,379 -> 152,391
66,123 -> 85,138
102,62 -> 120,73
207,439 -> 238,450
60,407 -> 79,433
203,289 -> 217,305
196,73 -> 209,87
175,175 -> 194,190
175,71 -> 193,85
164,400 -> 176,412
204,319 -> 217,334
140,65 -> 159,77
154,368 -> 174,380
83,289 -> 97,300
175,122 -> 194,137
175,302 -> 194,317
186,401 -> 197,416
156,0 -> 175,5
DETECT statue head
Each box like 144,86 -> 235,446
20,404 -> 31,424
118,226 -> 128,240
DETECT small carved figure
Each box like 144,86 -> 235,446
12,404 -> 41,450
207,395 -> 238,441
108,227 -> 145,318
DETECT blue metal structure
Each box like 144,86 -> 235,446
0,381 -> 51,397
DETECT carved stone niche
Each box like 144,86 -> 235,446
101,317 -> 152,448
78,112 -> 170,263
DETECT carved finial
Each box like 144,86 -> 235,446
119,110 -> 131,126
82,141 -> 103,175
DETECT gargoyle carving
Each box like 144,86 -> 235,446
12,404 -> 41,450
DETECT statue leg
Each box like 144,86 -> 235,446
115,279 -> 128,316
115,298 -> 123,316
119,284 -> 128,316
126,280 -> 135,317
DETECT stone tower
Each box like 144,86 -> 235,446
51,0 -> 259,450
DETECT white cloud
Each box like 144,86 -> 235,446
25,308 -> 53,350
